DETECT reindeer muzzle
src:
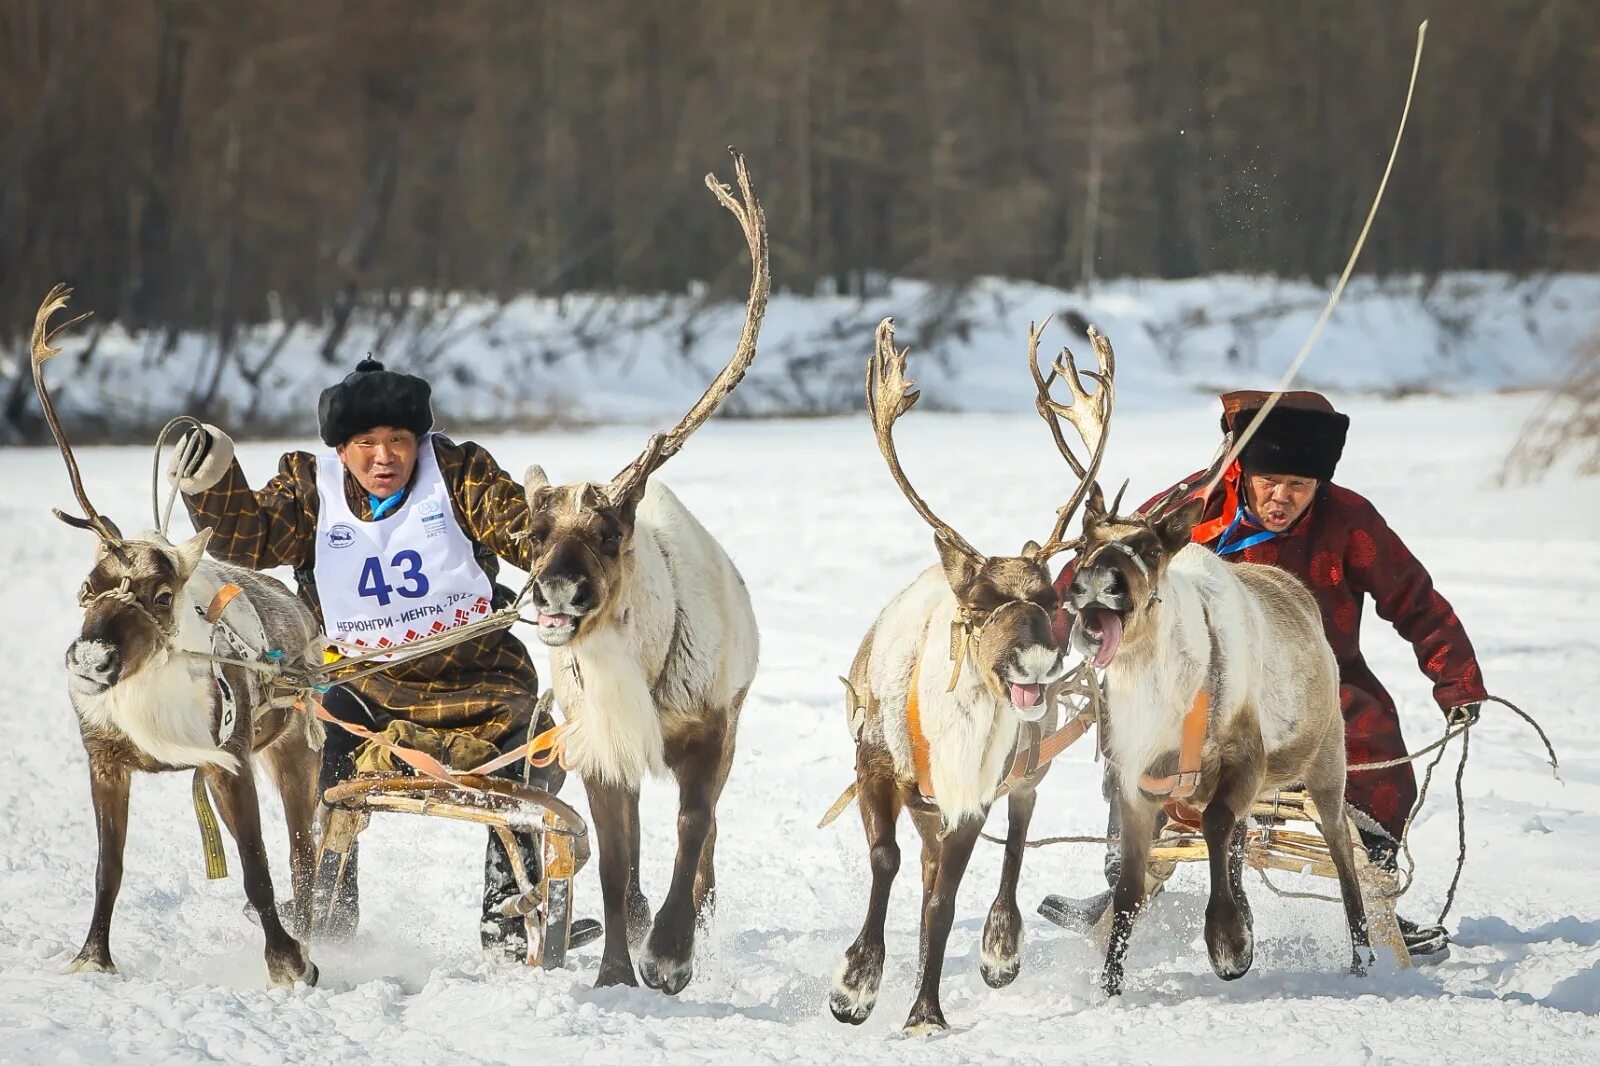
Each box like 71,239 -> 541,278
66,639 -> 121,693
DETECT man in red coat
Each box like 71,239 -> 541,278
1039,390 -> 1488,959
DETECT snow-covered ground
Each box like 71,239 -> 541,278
8,272 -> 1599,437
1,392 -> 1597,1063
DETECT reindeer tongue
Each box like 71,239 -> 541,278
1087,608 -> 1124,669
538,613 -> 572,630
1010,682 -> 1043,709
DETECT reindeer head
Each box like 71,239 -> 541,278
867,317 -> 1116,721
66,531 -> 213,695
522,151 -> 768,647
25,286 -> 215,694
1063,495 -> 1205,669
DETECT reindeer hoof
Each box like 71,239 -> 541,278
981,954 -> 1020,989
595,959 -> 638,988
639,949 -> 692,995
829,948 -> 883,1024
67,953 -> 116,975
902,1008 -> 948,1036
1206,912 -> 1254,981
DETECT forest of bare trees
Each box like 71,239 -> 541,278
1,0 -> 1596,349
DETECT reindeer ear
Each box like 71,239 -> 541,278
1156,497 -> 1206,556
174,527 -> 214,578
934,532 -> 980,595
523,464 -> 549,495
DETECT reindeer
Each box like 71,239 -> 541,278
516,153 -> 766,994
828,317 -> 1114,1035
1061,481 -> 1371,995
31,288 -> 324,987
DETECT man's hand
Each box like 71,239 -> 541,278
167,423 -> 234,494
1446,701 -> 1481,728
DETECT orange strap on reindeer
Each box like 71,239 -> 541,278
1139,687 -> 1210,800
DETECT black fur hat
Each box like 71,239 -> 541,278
317,357 -> 434,446
1234,402 -> 1350,482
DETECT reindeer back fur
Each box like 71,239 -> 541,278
552,480 -> 758,788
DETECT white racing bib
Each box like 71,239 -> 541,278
313,434 -> 494,658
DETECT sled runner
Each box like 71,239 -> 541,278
322,772 -> 591,968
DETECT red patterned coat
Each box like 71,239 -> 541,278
1053,463 -> 1488,840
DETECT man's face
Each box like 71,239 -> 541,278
1245,472 -> 1317,532
337,427 -> 418,499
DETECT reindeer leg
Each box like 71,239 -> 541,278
829,754 -> 902,1025
585,777 -> 641,987
70,758 -> 130,975
1101,794 -> 1157,996
980,782 -> 1038,989
903,816 -> 982,1034
1201,768 -> 1259,982
205,764 -> 316,987
694,694 -> 742,923
1307,775 -> 1372,975
641,719 -> 726,995
263,735 -> 319,938
622,792 -> 652,949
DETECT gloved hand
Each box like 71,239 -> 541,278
1446,701 -> 1481,728
167,423 -> 234,494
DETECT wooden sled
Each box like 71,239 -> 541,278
1115,789 -> 1411,969
321,773 -> 591,969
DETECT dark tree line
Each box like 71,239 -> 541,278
2,0 -> 1596,347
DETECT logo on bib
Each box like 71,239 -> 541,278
420,497 -> 448,538
327,523 -> 356,549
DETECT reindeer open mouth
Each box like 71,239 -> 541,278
1074,605 -> 1126,669
532,606 -> 583,646
1000,644 -> 1070,719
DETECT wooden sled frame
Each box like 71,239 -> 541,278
1126,790 -> 1411,969
321,773 -> 591,969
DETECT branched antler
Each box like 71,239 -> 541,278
607,149 -> 770,505
1030,321 -> 1116,559
866,318 -> 986,565
29,285 -> 124,550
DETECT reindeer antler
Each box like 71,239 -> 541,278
866,318 -> 986,565
1030,321 -> 1116,560
607,149 -> 770,505
29,285 -> 124,549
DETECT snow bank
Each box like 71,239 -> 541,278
6,272 -> 1596,440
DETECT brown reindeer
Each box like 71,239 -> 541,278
517,152 -> 766,993
829,317 -> 1114,1034
1061,480 -> 1371,995
32,288 -> 324,986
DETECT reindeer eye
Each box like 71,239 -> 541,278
154,589 -> 174,608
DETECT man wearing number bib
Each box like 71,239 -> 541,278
171,357 -> 597,957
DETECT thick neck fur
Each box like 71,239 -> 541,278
1101,545 -> 1217,799
71,582 -> 237,773
550,520 -> 672,788
546,480 -> 758,789
870,568 -> 1019,826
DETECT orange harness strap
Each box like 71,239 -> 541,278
1139,688 -> 1210,800
204,583 -> 245,625
908,662 -> 1099,805
906,663 -> 935,800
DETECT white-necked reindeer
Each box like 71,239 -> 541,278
517,153 -> 766,994
32,288 -> 324,986
1062,483 -> 1370,995
829,318 -> 1114,1034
